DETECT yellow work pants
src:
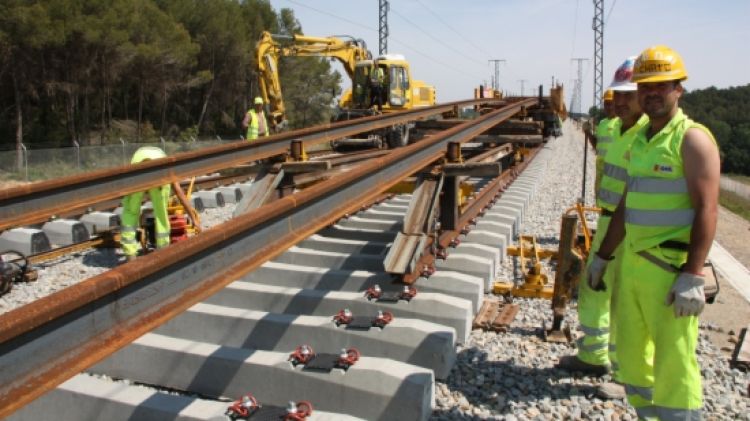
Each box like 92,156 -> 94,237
120,184 -> 171,257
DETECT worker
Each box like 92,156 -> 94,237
120,146 -> 171,261
589,45 -> 719,419
557,57 -> 650,400
369,61 -> 385,111
242,97 -> 269,140
591,89 -> 618,193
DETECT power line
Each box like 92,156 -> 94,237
604,0 -> 617,27
412,0 -> 493,58
280,0 -> 486,80
389,7 -> 486,67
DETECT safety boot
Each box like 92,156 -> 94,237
555,355 -> 609,377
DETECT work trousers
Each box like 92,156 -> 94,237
616,245 -> 702,420
577,214 -> 617,368
120,184 -> 171,257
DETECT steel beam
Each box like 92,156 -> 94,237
0,99 -> 503,232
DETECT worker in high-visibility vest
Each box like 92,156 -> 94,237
591,89 -> 618,193
558,56 -> 650,400
369,61 -> 385,111
242,96 -> 269,140
120,146 -> 171,261
590,45 -> 719,420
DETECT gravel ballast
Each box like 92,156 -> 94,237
430,121 -> 750,420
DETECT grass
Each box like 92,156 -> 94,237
720,189 -> 750,222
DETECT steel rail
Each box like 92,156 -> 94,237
0,98 -> 535,418
0,98 -> 504,232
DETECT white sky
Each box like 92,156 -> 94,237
267,0 -> 750,112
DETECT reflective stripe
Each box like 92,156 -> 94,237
625,384 -> 653,401
656,406 -> 702,421
597,188 -> 622,206
156,232 -> 171,238
580,325 -> 609,336
625,208 -> 695,226
121,226 -> 137,233
628,176 -> 688,194
576,338 -> 608,353
603,162 -> 628,181
120,238 -> 138,244
635,405 -> 658,420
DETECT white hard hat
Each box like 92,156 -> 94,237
608,56 -> 638,91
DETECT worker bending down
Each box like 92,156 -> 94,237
590,45 -> 719,420
120,146 -> 171,261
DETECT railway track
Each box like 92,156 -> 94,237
1,97 -> 559,420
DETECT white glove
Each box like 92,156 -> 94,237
587,253 -> 610,291
665,272 -> 705,317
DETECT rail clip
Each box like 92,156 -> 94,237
364,284 -> 417,302
333,308 -> 393,329
226,393 -> 313,420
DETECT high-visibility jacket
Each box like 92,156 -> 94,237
594,117 -> 620,192
596,114 -> 649,211
246,109 -> 269,140
371,67 -> 385,86
624,109 -> 716,252
121,146 -> 171,257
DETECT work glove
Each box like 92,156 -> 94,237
586,253 -> 610,292
665,272 -> 705,317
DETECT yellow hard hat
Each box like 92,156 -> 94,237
254,97 -> 264,105
632,45 -> 687,83
602,89 -> 614,102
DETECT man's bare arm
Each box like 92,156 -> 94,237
682,128 -> 720,274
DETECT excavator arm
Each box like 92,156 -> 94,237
255,31 -> 372,131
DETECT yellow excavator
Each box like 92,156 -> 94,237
256,31 -> 436,147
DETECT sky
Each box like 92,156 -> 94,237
266,0 -> 750,112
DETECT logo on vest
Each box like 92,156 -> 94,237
653,164 -> 673,173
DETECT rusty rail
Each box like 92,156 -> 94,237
0,99 -> 506,232
0,98 -> 537,418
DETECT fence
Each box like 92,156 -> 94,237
720,176 -> 750,201
0,137 -> 237,182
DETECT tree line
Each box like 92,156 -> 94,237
587,84 -> 750,175
0,0 -> 342,162
680,84 -> 750,175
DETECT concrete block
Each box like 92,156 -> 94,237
360,209 -> 405,221
192,191 -> 225,208
274,247 -> 385,272
205,282 -> 473,343
156,303 -> 456,379
241,263 -> 483,312
92,333 -> 433,421
334,216 -> 401,231
474,220 -> 513,245
79,211 -> 120,234
231,182 -> 254,199
434,252 -> 493,288
298,235 -> 390,255
0,228 -> 51,255
190,196 -> 205,212
481,212 -> 518,238
319,226 -> 398,243
42,219 -> 89,246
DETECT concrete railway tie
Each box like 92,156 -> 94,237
8,151 -> 556,421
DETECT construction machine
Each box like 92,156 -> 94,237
255,31 -> 436,148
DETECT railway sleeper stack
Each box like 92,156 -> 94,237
9,146 -> 554,421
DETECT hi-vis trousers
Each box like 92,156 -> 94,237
616,245 -> 702,420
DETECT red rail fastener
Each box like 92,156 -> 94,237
284,401 -> 313,421
333,308 -> 353,326
401,285 -> 418,301
337,348 -> 360,368
289,345 -> 315,366
364,284 -> 382,300
373,310 -> 393,328
436,248 -> 448,260
421,265 -> 435,278
450,238 -> 461,248
226,393 -> 259,418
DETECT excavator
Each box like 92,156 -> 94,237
255,31 -> 436,148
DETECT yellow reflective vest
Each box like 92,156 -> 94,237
624,109 -> 716,252
246,110 -> 269,140
596,114 -> 649,211
594,117 -> 620,193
